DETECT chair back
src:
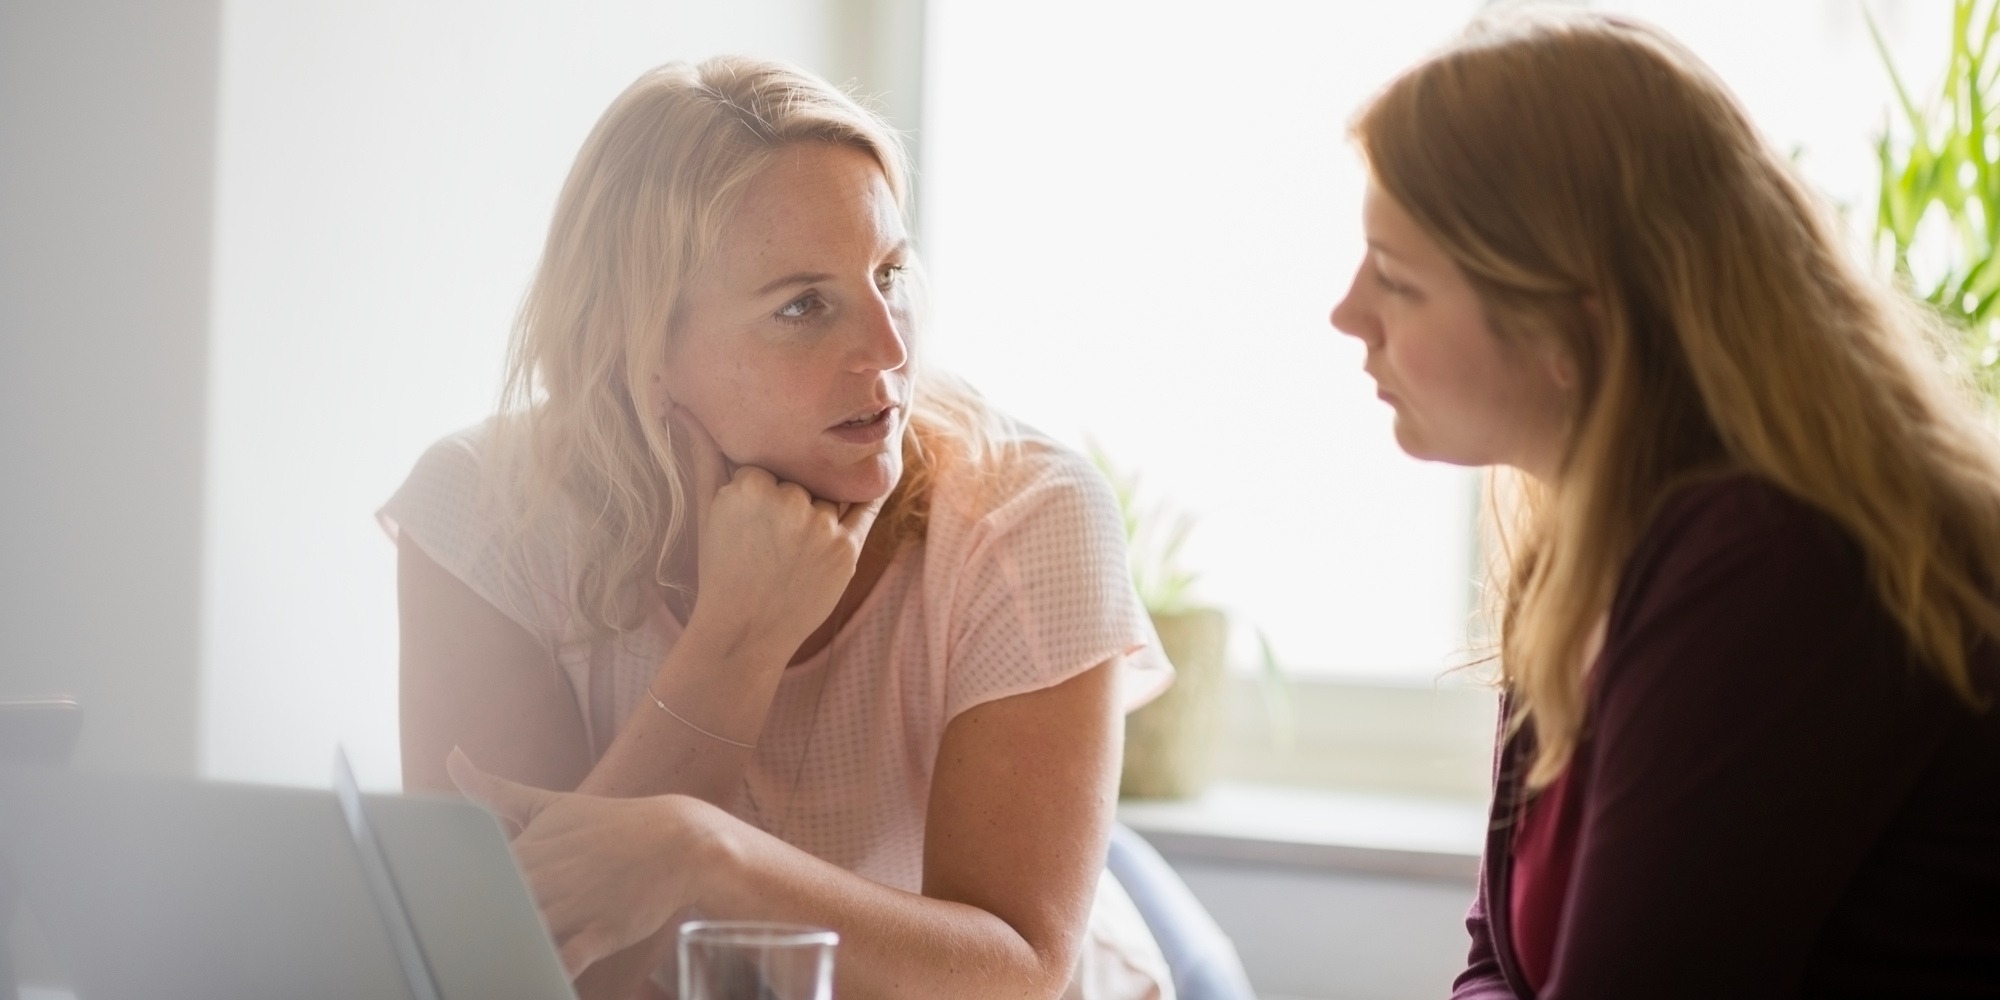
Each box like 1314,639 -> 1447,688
1104,823 -> 1257,1000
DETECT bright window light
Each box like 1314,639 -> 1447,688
919,0 -> 1951,683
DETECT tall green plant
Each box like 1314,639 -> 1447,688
1869,0 -> 2000,395
1086,440 -> 1200,615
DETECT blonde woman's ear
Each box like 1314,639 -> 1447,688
649,369 -> 673,420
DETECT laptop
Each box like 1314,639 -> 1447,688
1,698 -> 84,1000
0,755 -> 577,1000
0,701 -> 80,770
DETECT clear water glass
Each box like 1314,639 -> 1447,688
678,921 -> 837,1000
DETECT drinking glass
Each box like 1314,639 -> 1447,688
678,921 -> 837,1000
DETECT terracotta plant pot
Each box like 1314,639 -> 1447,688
1121,606 -> 1229,799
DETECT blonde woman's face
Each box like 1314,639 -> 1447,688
659,143 -> 914,504
1330,182 -> 1571,479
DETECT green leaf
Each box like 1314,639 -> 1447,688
1866,2 -> 1928,134
1087,438 -> 1204,615
1254,628 -> 1295,751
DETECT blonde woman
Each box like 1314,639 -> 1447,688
1330,9 -> 2000,998
380,58 -> 1173,1000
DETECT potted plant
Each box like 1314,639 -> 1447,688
1869,0 -> 2000,399
1091,444 -> 1231,799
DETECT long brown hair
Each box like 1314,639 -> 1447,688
1355,7 -> 2000,789
496,56 -> 1003,638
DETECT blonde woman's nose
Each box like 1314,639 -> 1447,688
850,295 -> 908,373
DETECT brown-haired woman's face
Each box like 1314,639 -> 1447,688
657,143 -> 914,504
1330,182 -> 1571,478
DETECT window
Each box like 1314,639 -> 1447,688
921,0 -> 1490,684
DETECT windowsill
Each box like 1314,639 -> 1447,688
1210,675 -> 1500,801
1116,782 -> 1488,882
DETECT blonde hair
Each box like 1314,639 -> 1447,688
496,56 -> 1002,638
1354,7 -> 2000,789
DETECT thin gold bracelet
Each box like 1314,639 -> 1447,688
646,682 -> 756,749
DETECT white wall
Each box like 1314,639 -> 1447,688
1174,859 -> 1476,1000
199,0 -> 900,789
0,0 -> 220,777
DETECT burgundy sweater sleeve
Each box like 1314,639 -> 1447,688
1540,482 -> 1956,998
1454,702 -> 1519,1000
1452,869 -> 1515,999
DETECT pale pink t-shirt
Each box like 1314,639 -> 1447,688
379,421 -> 1177,999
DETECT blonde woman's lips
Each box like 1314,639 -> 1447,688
827,405 -> 898,444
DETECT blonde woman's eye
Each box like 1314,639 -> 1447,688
876,265 -> 906,290
777,294 -> 822,322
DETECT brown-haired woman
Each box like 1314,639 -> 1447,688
1330,8 -> 2000,998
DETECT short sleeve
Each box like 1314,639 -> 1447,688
941,445 -> 1174,721
376,425 -> 571,647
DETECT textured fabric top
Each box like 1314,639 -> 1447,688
380,419 -> 1178,997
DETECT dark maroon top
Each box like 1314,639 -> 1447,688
1454,476 -> 2000,999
